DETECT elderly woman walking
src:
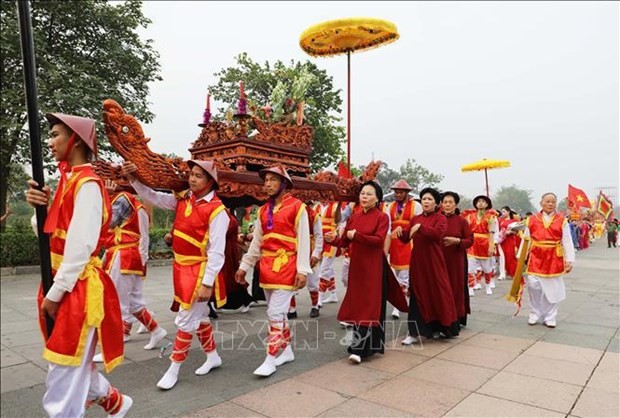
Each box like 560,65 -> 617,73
441,192 -> 473,327
398,187 -> 459,344
325,181 -> 407,364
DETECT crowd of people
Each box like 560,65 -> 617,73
23,111 -> 616,418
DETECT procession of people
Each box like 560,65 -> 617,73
26,100 -> 620,418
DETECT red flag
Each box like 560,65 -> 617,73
596,192 -> 613,219
337,161 -> 352,179
244,206 -> 252,221
567,185 -> 591,210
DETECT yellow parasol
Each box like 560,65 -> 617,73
300,17 -> 399,170
461,158 -> 511,197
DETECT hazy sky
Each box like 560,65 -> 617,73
137,1 -> 619,206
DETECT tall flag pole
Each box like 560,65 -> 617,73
17,0 -> 54,335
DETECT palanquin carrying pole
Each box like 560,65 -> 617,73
17,0 -> 54,335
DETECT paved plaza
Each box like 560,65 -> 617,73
1,240 -> 618,417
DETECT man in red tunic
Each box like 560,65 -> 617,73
317,200 -> 341,304
386,179 -> 421,319
26,113 -> 131,417
520,193 -> 575,328
235,166 -> 312,377
94,184 -> 168,358
462,195 -> 499,296
123,159 -> 228,390
288,202 -> 323,318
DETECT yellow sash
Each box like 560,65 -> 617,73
261,249 -> 296,272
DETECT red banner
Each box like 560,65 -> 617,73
567,184 -> 591,210
596,192 -> 613,219
337,161 -> 352,179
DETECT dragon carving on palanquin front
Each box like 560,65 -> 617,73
96,98 -> 381,205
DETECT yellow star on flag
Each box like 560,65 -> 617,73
577,195 -> 584,202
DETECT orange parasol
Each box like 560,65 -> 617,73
300,18 -> 399,171
461,158 -> 511,197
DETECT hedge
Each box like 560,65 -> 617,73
1,224 -> 172,267
0,223 -> 40,267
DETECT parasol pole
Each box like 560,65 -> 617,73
347,50 -> 351,172
17,0 -> 54,336
484,168 -> 489,197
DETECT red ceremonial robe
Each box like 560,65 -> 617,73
499,217 -> 521,278
579,223 -> 590,249
220,213 -> 253,309
401,211 -> 459,337
443,213 -> 473,324
329,206 -> 408,327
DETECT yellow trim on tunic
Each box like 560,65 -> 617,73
42,256 -> 122,372
42,320 -> 90,367
530,240 -> 564,258
294,203 -> 306,232
263,233 -> 298,245
390,263 -> 410,270
260,283 -> 296,291
174,229 -> 205,249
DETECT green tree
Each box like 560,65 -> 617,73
1,0 -> 161,230
492,185 -> 536,215
374,162 -> 400,190
209,53 -> 345,172
557,197 -> 569,212
398,158 -> 444,192
361,159 -> 443,194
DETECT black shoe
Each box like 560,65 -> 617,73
287,311 -> 298,320
309,307 -> 320,318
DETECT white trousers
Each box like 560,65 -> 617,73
341,256 -> 350,288
497,245 -> 506,277
265,289 -> 294,327
307,265 -> 320,292
527,277 -> 559,324
467,257 -> 494,274
175,301 -> 210,333
43,328 -> 110,418
393,268 -> 409,289
319,256 -> 335,280
108,252 -> 147,323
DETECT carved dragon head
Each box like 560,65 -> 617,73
102,99 -> 150,158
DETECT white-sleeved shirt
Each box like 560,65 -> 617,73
312,215 -> 324,260
138,207 -> 150,266
489,216 -> 500,244
39,181 -> 103,302
383,200 -> 421,229
239,204 -> 312,276
131,179 -> 229,287
383,200 -> 423,217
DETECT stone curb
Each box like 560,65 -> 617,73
0,258 -> 173,278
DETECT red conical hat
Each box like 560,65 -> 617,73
391,179 -> 412,191
187,159 -> 219,186
259,165 -> 293,189
45,113 -> 97,157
